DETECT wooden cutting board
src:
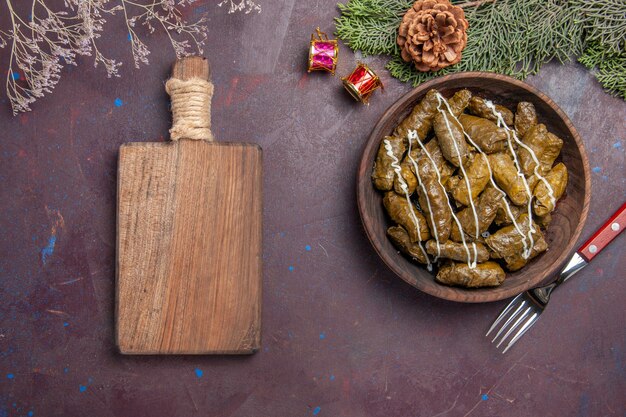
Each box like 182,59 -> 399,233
116,57 -> 262,354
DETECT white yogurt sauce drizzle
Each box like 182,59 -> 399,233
483,100 -> 557,210
435,94 -> 481,240
434,94 -> 481,267
384,138 -> 431,270
435,94 -> 534,259
483,100 -> 554,259
408,129 -> 478,269
406,131 -> 441,261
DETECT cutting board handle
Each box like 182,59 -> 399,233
165,56 -> 214,142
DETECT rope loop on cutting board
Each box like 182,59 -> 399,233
165,77 -> 214,141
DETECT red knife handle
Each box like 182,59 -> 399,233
578,202 -> 626,262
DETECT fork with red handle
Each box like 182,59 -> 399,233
487,202 -> 626,353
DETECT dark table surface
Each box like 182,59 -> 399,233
1,1 -> 625,416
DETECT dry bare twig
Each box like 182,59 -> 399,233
0,0 -> 209,115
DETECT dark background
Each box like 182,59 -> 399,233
1,1 -> 624,416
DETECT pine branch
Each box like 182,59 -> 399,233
579,42 -> 626,99
572,0 -> 626,55
335,0 -> 410,55
335,0 -> 626,100
457,0 -> 496,9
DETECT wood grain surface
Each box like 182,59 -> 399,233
117,141 -> 262,353
116,57 -> 262,354
358,73 -> 590,302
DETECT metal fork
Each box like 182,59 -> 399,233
487,202 -> 626,353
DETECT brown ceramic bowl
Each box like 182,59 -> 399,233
357,72 -> 590,302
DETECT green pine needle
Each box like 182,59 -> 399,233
335,0 -> 411,55
579,43 -> 626,99
572,0 -> 626,55
335,0 -> 626,99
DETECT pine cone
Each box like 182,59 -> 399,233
397,0 -> 469,72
